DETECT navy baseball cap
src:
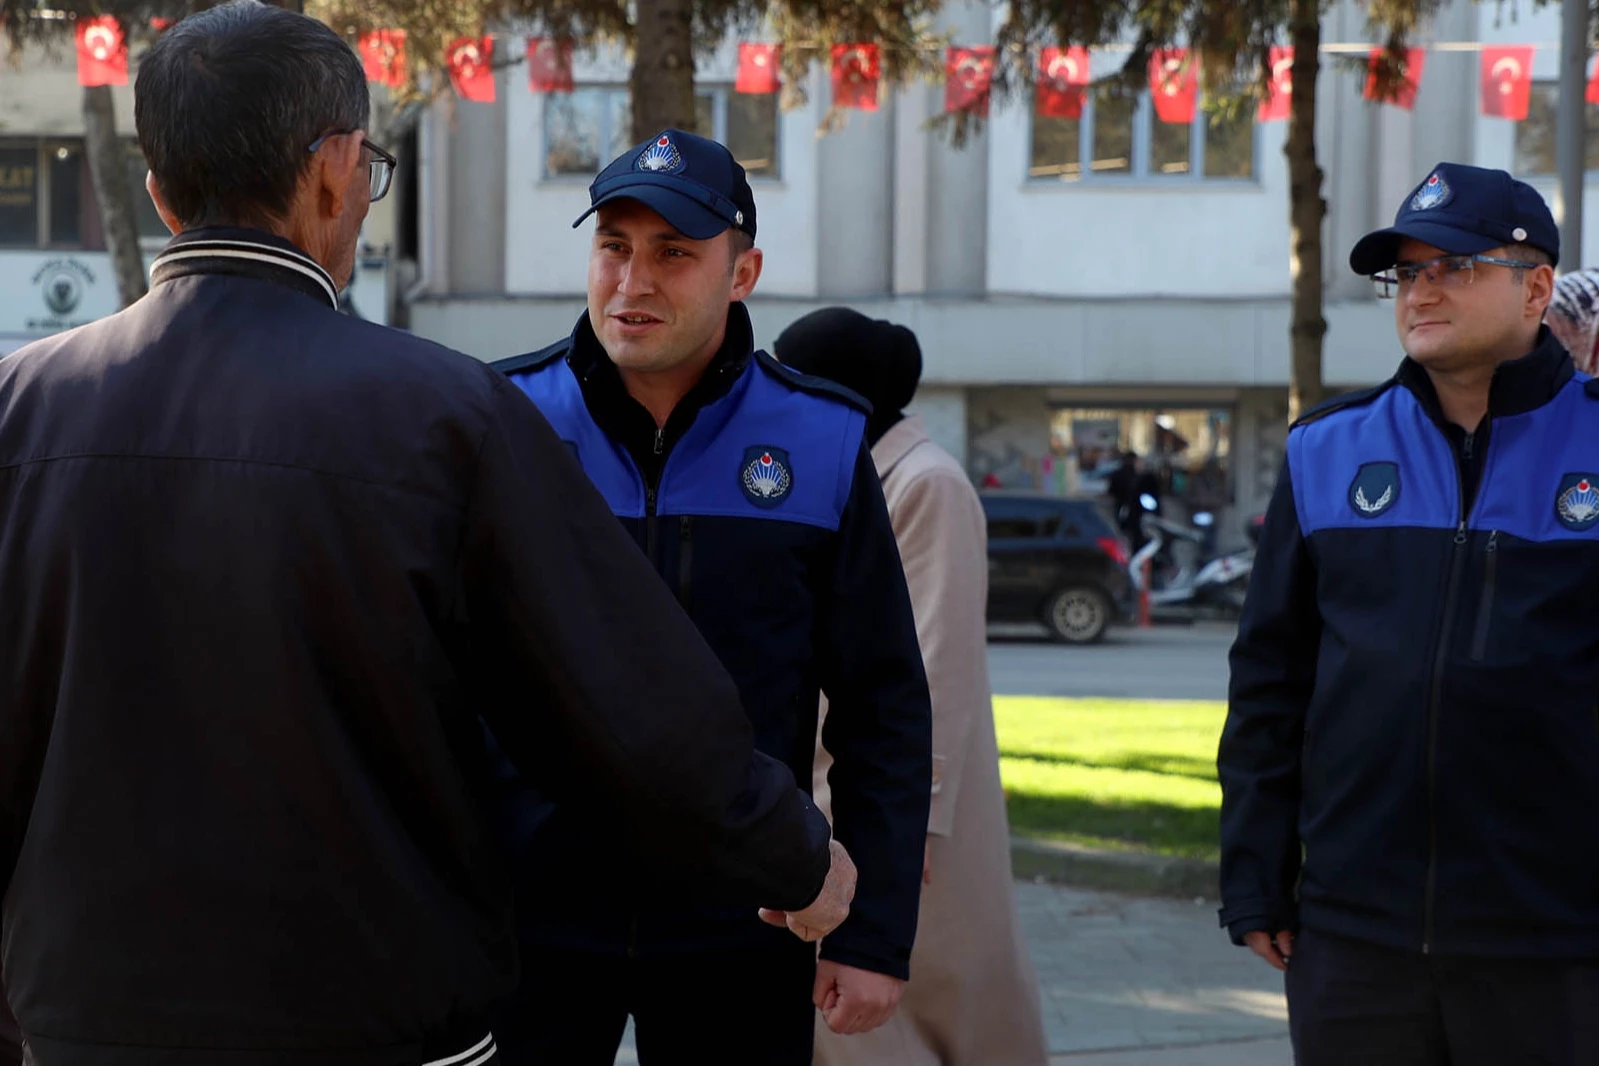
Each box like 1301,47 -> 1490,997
1350,163 -> 1558,275
572,128 -> 757,241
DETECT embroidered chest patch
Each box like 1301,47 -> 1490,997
1556,473 -> 1599,531
740,446 -> 793,507
1348,462 -> 1400,519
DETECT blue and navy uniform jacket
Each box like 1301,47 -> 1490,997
1219,329 -> 1599,958
485,304 -> 933,979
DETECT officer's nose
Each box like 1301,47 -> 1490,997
617,252 -> 656,298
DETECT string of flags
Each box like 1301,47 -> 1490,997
58,18 -> 1582,125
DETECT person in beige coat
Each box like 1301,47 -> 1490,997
776,308 -> 1050,1066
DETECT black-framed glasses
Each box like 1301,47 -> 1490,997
1372,253 -> 1544,300
308,128 -> 396,203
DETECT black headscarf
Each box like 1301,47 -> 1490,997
772,307 -> 923,447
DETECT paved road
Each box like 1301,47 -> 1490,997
613,879 -> 1290,1065
988,623 -> 1235,702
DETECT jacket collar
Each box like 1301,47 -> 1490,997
1397,325 -> 1575,424
871,414 -> 931,479
149,227 -> 340,309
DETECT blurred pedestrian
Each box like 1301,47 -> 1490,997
777,306 -> 1051,1066
1221,162 -> 1599,1065
1546,267 -> 1599,373
0,4 -> 850,1063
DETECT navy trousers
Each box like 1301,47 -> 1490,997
1286,927 -> 1599,1065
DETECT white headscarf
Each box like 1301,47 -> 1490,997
1547,269 -> 1599,374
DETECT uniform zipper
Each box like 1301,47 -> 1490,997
678,516 -> 694,609
644,429 -> 665,562
1422,430 -> 1476,955
1469,530 -> 1499,662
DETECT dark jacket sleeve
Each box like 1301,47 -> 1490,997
816,443 -> 934,980
1217,456 -> 1321,945
0,976 -> 20,1066
457,374 -> 833,912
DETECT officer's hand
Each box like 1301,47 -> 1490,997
813,960 -> 905,1035
1244,930 -> 1294,972
758,838 -> 856,941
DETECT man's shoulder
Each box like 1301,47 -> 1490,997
490,340 -> 570,378
752,351 -> 871,415
1290,381 -> 1398,433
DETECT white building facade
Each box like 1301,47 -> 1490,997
2,0 -> 1595,542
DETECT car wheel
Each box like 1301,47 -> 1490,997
1044,586 -> 1111,645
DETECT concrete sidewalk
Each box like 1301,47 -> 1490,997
614,878 -> 1291,1065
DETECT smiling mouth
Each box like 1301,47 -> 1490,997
612,313 -> 661,326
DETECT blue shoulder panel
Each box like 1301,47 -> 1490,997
1472,375 -> 1599,543
502,359 -> 647,519
491,340 -> 568,375
656,358 -> 866,531
1289,384 -> 1459,535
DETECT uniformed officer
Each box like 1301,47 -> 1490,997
487,131 -> 933,1065
0,5 -> 852,1063
1220,162 -> 1599,1064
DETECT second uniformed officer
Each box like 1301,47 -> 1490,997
486,130 -> 933,1065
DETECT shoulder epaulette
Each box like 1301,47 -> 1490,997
1582,377 -> 1599,400
1291,380 -> 1397,429
489,340 -> 569,377
753,351 -> 872,414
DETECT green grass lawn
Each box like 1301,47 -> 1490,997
995,696 -> 1226,861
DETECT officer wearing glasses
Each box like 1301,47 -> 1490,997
1220,162 -> 1599,1064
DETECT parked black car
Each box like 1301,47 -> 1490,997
980,491 -> 1133,644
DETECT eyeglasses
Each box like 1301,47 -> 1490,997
1372,253 -> 1544,300
307,129 -> 397,203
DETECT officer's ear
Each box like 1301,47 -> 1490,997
1525,262 -> 1557,321
729,241 -> 762,302
144,171 -> 181,236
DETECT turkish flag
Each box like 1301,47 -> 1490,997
944,46 -> 995,116
1480,46 -> 1534,119
1258,46 -> 1293,122
527,38 -> 573,93
358,30 -> 407,89
447,37 -> 495,103
736,43 -> 780,94
76,16 -> 127,88
1149,49 -> 1197,124
1037,46 -> 1089,119
1364,47 -> 1425,110
1589,57 -> 1599,105
832,44 -> 880,111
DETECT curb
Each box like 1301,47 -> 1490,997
1010,836 -> 1220,900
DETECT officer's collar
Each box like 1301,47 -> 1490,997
567,301 -> 756,403
149,227 -> 340,309
1397,325 -> 1574,423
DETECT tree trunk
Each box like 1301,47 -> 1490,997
83,85 -> 148,309
1285,0 -> 1327,423
630,0 -> 698,142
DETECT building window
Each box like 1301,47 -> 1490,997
543,86 -> 779,179
0,137 -> 168,249
1029,93 -> 1254,182
1513,83 -> 1599,177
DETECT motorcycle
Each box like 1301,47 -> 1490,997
1127,494 -> 1255,619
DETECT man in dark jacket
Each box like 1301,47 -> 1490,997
0,5 -> 855,1065
488,130 -> 933,1065
1219,162 -> 1599,1064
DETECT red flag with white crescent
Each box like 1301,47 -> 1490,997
1258,47 -> 1293,122
358,30 -> 407,89
1037,46 -> 1089,119
1364,47 -> 1425,110
1480,45 -> 1534,120
527,37 -> 574,94
944,46 -> 995,116
447,37 -> 495,103
832,44 -> 881,111
736,43 -> 780,94
76,16 -> 127,88
1148,49 -> 1197,124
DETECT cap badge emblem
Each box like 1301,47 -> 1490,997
637,134 -> 686,174
1411,172 -> 1452,212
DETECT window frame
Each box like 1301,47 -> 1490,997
0,136 -> 169,251
540,84 -> 781,182
1026,90 -> 1260,186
